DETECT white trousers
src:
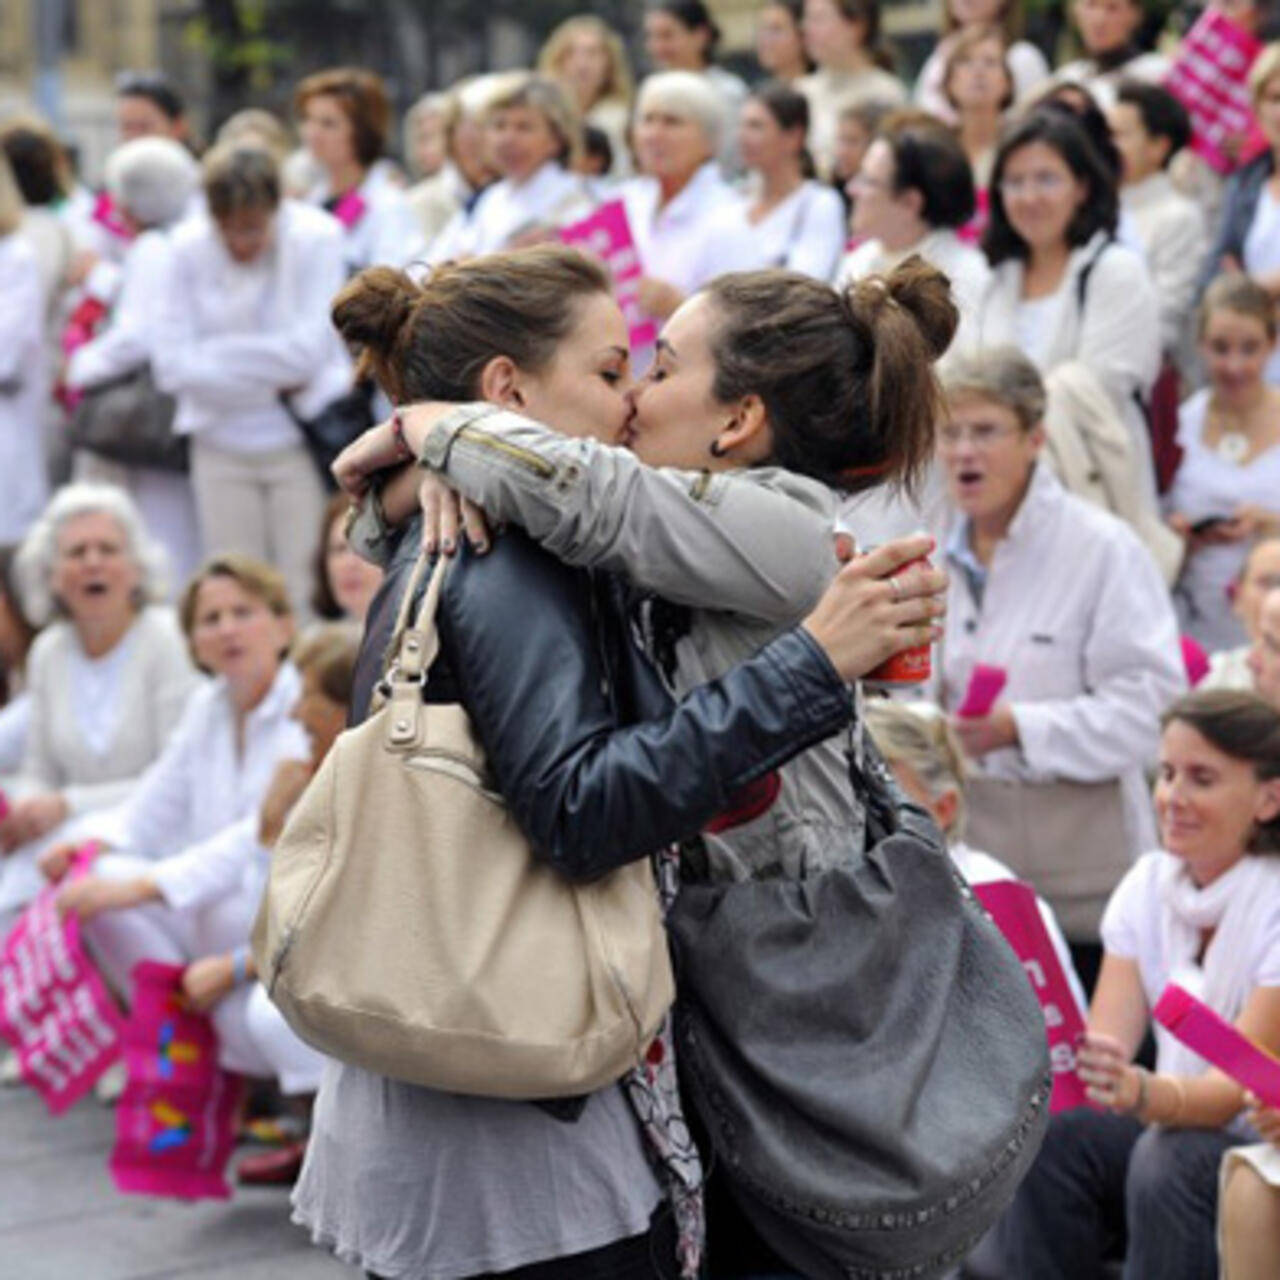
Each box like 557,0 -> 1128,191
189,440 -> 326,622
84,852 -> 324,1093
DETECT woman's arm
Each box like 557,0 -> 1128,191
411,403 -> 838,625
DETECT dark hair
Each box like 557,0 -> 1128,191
203,144 -> 281,219
332,245 -> 612,405
650,1 -> 721,61
581,124 -> 614,175
982,109 -> 1119,266
0,117 -> 68,206
1039,84 -> 1122,185
818,0 -> 895,72
1114,79 -> 1192,168
0,543 -> 35,700
295,67 -> 391,169
881,115 -> 976,229
749,80 -> 815,177
703,258 -> 958,494
115,71 -> 186,121
311,492 -> 354,620
1163,690 -> 1280,854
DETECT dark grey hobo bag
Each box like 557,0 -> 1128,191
669,746 -> 1051,1280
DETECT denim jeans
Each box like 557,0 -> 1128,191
992,1106 -> 1240,1280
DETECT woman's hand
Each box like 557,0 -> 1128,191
636,276 -> 684,321
331,419 -> 409,499
1246,1094 -> 1280,1146
180,955 -> 237,1012
1076,1030 -> 1141,1111
0,793 -> 69,853
56,874 -> 158,922
1232,504 -> 1280,540
418,473 -> 491,555
258,760 -> 315,849
37,841 -> 84,883
800,535 -> 946,683
952,706 -> 1019,758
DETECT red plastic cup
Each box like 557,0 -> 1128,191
866,556 -> 932,685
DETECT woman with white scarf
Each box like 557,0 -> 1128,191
993,689 -> 1280,1280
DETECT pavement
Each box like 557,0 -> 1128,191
0,1078 -> 357,1280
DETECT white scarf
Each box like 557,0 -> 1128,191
1157,853 -> 1277,1077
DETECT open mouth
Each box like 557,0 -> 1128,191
83,582 -> 110,596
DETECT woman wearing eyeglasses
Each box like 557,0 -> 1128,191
970,109 -> 1161,507
933,346 -> 1186,992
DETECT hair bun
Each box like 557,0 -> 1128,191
887,256 -> 959,360
331,266 -> 423,401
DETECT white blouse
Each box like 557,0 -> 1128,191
711,181 -> 847,281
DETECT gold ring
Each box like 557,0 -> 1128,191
889,575 -> 903,602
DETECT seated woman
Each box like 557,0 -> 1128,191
865,697 -> 1084,1008
152,144 -> 354,619
972,109 -> 1162,507
712,82 -> 845,281
994,688 -> 1280,1280
837,114 -> 989,345
1166,276 -> 1280,652
309,492 -> 382,626
933,347 -> 1185,982
427,74 -> 592,262
318,244 -> 951,1280
64,136 -> 204,587
0,484 -> 195,920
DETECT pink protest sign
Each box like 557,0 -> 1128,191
560,200 -> 658,352
110,961 -> 242,1201
1154,982 -> 1280,1106
0,859 -> 124,1115
1164,11 -> 1267,175
957,664 -> 1008,719
975,879 -> 1090,1113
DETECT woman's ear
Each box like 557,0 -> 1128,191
1257,778 -> 1280,828
477,355 -> 528,410
711,393 -> 773,464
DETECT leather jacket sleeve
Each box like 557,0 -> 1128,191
359,524 -> 854,882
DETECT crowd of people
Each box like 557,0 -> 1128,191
2,0 -> 1280,1277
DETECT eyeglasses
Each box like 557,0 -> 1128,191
938,422 -> 1023,448
998,172 -> 1069,197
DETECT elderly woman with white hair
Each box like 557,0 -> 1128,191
621,70 -> 753,362
0,484 -> 196,919
0,152 -> 47,544
64,135 -> 204,587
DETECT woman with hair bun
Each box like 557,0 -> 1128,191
995,689 -> 1280,1280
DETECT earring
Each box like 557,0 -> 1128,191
709,440 -> 727,458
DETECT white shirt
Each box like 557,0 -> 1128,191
1242,187 -> 1280,385
1166,388 -> 1280,651
716,181 -> 847,281
936,463 -> 1187,856
1049,52 -> 1171,111
441,161 -> 592,260
836,228 -> 990,353
307,168 -> 424,275
1201,645 -> 1254,691
93,661 -> 308,865
0,235 -> 47,542
1122,171 -> 1208,354
153,200 -> 353,453
1102,849 -> 1280,1074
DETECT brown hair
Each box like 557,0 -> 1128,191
944,24 -> 1016,112
0,115 -> 69,207
702,257 -> 958,494
484,73 -> 583,169
293,622 -> 359,708
331,244 -> 611,405
203,143 -> 281,220
1199,272 -> 1278,343
1163,689 -> 1280,854
294,67 -> 391,169
944,0 -> 1023,39
179,554 -> 292,670
311,492 -> 354,620
822,0 -> 896,73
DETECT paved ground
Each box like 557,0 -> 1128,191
0,1079 -> 357,1280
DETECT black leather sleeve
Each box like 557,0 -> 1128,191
436,532 -> 853,881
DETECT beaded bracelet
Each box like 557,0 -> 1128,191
390,408 -> 413,461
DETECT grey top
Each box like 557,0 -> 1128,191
292,1059 -> 660,1279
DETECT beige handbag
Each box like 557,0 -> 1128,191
963,775 -> 1130,942
251,552 -> 675,1098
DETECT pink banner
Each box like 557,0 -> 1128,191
0,853 -> 124,1115
1164,11 -> 1267,176
1154,981 -> 1280,1106
957,663 -> 1008,719
559,200 -> 658,352
110,961 -> 242,1201
975,879 -> 1091,1113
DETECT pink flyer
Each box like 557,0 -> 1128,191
0,856 -> 125,1115
975,879 -> 1091,1113
110,961 -> 242,1201
559,200 -> 658,352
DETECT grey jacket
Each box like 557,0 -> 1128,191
415,402 -> 867,880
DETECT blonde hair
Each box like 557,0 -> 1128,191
215,108 -> 292,162
865,701 -> 969,840
0,151 -> 22,237
484,73 -> 583,169
1251,42 -> 1280,106
293,621 -> 359,708
179,554 -> 292,669
537,15 -> 635,111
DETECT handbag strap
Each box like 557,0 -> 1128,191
386,549 -> 450,686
